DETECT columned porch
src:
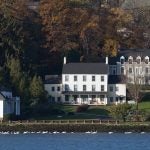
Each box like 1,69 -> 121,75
63,92 -> 107,105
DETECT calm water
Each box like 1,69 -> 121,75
0,133 -> 150,150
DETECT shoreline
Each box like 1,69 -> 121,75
0,123 -> 150,133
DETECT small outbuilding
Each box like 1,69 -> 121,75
0,87 -> 20,120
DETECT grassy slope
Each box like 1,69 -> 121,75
30,102 -> 150,120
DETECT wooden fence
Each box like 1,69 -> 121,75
2,119 -> 120,125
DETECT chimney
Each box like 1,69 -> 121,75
64,57 -> 66,64
105,57 -> 108,64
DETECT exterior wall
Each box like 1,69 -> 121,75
4,100 -> 15,115
0,100 -> 3,118
44,84 -> 62,102
108,84 -> 126,104
62,74 -> 108,105
62,74 -> 108,92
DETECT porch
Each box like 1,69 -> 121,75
63,92 -> 107,105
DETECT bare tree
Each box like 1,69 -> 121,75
123,61 -> 145,110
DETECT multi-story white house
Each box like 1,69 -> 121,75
44,57 -> 126,105
109,49 -> 150,85
62,61 -> 108,105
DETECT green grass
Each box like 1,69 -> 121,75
139,102 -> 150,112
29,101 -> 150,120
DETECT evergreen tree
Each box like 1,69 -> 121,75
30,75 -> 45,105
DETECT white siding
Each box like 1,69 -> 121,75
108,84 -> 126,104
0,101 -> 3,118
44,84 -> 62,102
62,74 -> 108,92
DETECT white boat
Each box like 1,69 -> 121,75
124,132 -> 132,134
108,132 -> 114,134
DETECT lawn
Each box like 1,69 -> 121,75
29,102 -> 150,120
139,102 -> 150,112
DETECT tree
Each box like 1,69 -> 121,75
6,57 -> 22,87
102,39 -> 118,57
124,63 -> 145,111
0,0 -> 41,71
40,0 -> 132,58
30,75 -> 45,105
109,103 -> 132,122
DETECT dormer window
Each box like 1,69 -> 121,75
128,56 -> 133,64
120,56 -> 125,64
145,56 -> 149,64
136,56 -> 141,64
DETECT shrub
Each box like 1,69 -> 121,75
67,112 -> 75,115
145,113 -> 150,121
3,114 -> 21,121
76,104 -> 89,112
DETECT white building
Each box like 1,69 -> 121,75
44,75 -> 62,103
0,87 -> 20,119
109,49 -> 150,85
108,75 -> 126,104
62,62 -> 108,105
44,57 -> 126,105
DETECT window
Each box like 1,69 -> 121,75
145,56 -> 149,64
136,56 -> 141,64
57,97 -> 61,102
121,67 -> 124,74
51,97 -> 55,102
74,85 -> 77,91
145,59 -> 149,64
83,75 -> 86,81
92,76 -> 95,81
145,77 -> 149,84
109,86 -> 113,92
83,85 -> 86,91
115,87 -> 119,91
145,67 -> 149,74
128,56 -> 133,64
65,75 -> 69,81
51,87 -> 55,92
120,56 -> 125,64
110,97 -> 113,102
116,97 -> 119,102
57,86 -> 60,91
65,85 -> 69,91
101,76 -> 104,81
74,76 -> 77,81
100,95 -> 105,101
101,85 -> 104,92
92,85 -> 96,91
129,68 -> 132,74
65,95 -> 69,102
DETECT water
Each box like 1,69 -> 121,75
0,133 -> 149,150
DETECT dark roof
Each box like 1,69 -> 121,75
0,92 -> 5,100
108,75 -> 125,84
109,49 -> 150,65
62,63 -> 108,74
44,77 -> 62,84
